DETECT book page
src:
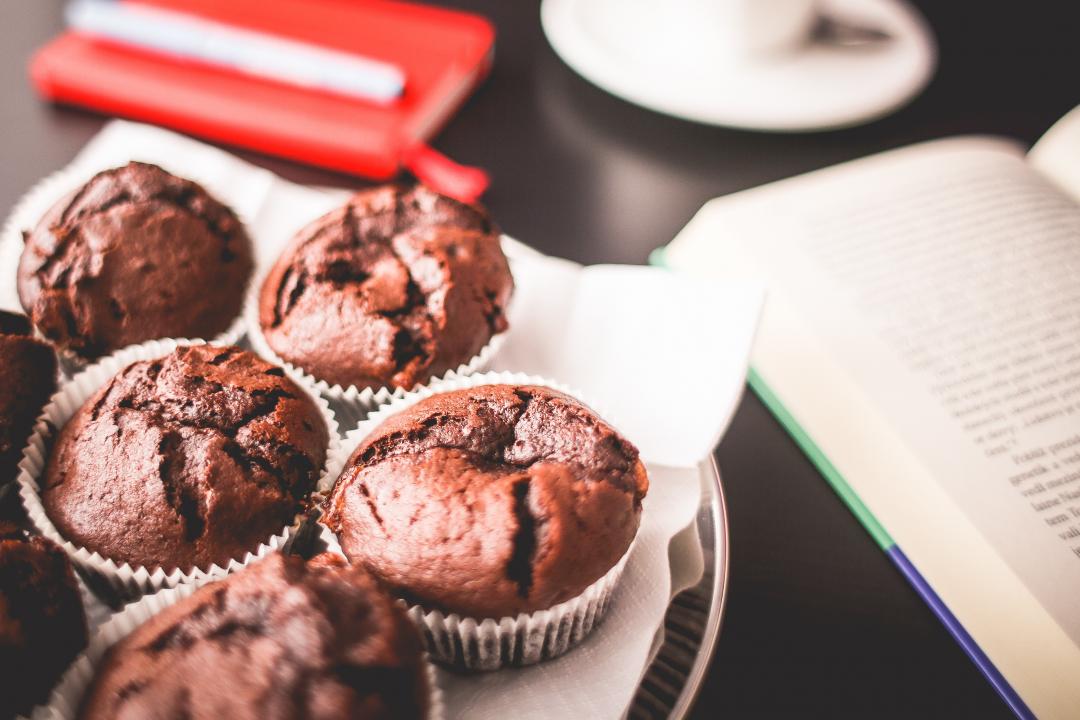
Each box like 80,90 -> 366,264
786,145 -> 1080,636
1029,105 -> 1080,203
665,137 -> 1080,718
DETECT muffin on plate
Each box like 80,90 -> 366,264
323,384 -> 648,619
257,184 -> 512,392
40,345 -> 328,572
0,524 -> 88,719
17,162 -> 253,359
78,552 -> 432,720
0,310 -> 57,488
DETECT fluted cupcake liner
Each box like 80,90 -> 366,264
0,165 -> 252,377
15,337 -> 340,599
413,544 -> 631,672
318,371 -> 641,670
42,576 -> 446,720
243,263 -> 508,418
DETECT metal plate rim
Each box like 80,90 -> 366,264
628,455 -> 730,719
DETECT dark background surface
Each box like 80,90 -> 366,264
3,1 -> 1077,717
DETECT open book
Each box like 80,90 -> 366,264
658,107 -> 1080,720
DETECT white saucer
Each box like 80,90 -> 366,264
541,0 -> 937,131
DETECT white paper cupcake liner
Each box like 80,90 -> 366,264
413,543 -> 632,672
15,337 -> 340,599
76,574 -> 114,639
318,371 -> 642,670
43,571 -> 445,720
243,264 -> 507,416
0,165 -> 253,377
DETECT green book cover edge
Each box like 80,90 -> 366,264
745,368 -> 895,550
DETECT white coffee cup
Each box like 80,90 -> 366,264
712,0 -> 818,57
583,0 -> 818,66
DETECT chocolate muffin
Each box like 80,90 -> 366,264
258,184 -> 513,391
79,552 -> 430,720
0,526 -> 88,719
41,345 -> 329,572
323,384 -> 649,618
17,162 -> 253,359
0,310 -> 57,488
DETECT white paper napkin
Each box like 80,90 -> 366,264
494,252 -> 763,468
1,121 -> 762,719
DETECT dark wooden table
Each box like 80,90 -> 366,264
3,2 -> 1076,717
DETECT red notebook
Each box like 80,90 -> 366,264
30,0 -> 495,201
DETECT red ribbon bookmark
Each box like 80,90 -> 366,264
403,143 -> 490,204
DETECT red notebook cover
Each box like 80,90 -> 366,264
30,0 -> 495,200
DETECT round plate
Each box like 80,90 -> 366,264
541,0 -> 937,131
630,457 -> 730,718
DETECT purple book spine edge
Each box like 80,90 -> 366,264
887,546 -> 1036,719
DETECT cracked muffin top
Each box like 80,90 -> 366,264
79,552 -> 430,720
257,184 -> 513,392
17,162 -> 253,359
323,384 -> 649,618
41,345 -> 329,572
1,523 -> 88,719
0,310 -> 57,489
